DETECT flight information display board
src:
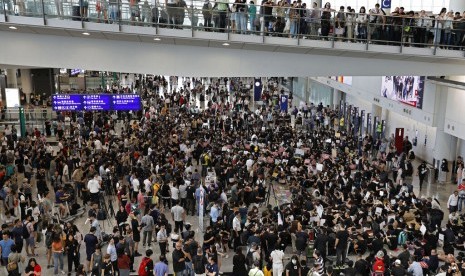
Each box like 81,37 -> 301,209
52,94 -> 83,111
83,94 -> 112,111
112,94 -> 142,110
52,94 -> 141,111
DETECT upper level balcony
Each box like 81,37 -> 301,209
1,1 -> 465,76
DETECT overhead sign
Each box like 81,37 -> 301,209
52,94 -> 83,111
83,94 -> 111,111
381,0 -> 391,9
52,94 -> 141,111
112,94 -> 142,110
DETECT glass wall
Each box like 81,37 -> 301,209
308,81 -> 333,107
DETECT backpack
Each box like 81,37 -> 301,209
398,231 -> 407,245
22,222 -> 30,239
97,209 -> 107,221
138,257 -> 153,276
194,255 -> 205,274
45,231 -> 53,247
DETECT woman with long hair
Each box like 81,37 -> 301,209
24,258 -> 41,276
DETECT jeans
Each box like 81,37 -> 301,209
159,242 -> 167,255
109,4 -> 118,22
458,196 -> 465,212
143,230 -> 153,246
433,28 -> 441,45
53,252 -> 64,275
186,198 -> 195,215
185,261 -> 194,276
249,15 -> 256,32
290,20 -> 298,37
236,12 -> 246,33
336,246 -> 347,266
175,269 -> 187,276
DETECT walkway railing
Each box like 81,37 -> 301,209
1,0 -> 465,55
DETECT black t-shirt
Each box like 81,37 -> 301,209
285,262 -> 300,276
336,230 -> 349,249
172,249 -> 186,272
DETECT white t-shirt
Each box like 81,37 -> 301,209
270,249 -> 285,265
87,179 -> 100,194
170,186 -> 180,200
144,179 -> 152,192
132,178 -> 140,192
171,205 -> 184,222
94,139 -> 103,150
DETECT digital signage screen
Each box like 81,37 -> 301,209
52,94 -> 83,111
112,94 -> 141,110
52,94 -> 141,111
82,94 -> 112,110
381,76 -> 425,109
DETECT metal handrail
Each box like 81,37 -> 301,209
3,0 -> 465,55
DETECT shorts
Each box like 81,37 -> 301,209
230,12 -> 237,21
79,0 -> 88,7
26,236 -> 35,246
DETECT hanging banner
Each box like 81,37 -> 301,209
395,128 -> 404,154
254,78 -> 262,101
280,94 -> 288,112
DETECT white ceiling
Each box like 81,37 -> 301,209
1,20 -> 465,76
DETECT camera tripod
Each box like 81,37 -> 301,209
98,191 -> 115,230
265,180 -> 279,207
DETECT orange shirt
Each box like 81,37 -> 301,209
52,241 -> 63,252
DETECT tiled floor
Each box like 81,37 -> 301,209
0,152 -> 457,276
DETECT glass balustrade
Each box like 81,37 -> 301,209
3,0 -> 465,53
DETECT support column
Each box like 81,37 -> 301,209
381,108 -> 389,137
20,69 -> 33,104
6,69 -> 17,88
433,85 -> 457,181
332,89 -> 342,110
372,104 -> 382,118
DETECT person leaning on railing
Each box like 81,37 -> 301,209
415,10 -> 431,46
355,6 -> 368,41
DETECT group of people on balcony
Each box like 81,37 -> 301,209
3,0 -> 465,48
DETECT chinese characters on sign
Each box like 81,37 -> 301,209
52,94 -> 141,111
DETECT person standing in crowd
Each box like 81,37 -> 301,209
141,210 -> 155,248
270,246 -> 285,276
172,241 -> 187,276
417,161 -> 428,192
154,254 -> 168,276
448,190 -> 459,213
171,200 -> 185,233
334,224 -> 349,268
51,234 -> 65,275
157,224 -> 169,256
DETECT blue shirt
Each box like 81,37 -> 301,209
0,239 -> 15,258
154,261 -> 168,276
210,206 -> 219,222
206,263 -> 218,276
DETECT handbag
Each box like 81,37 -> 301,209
7,261 -> 17,272
335,27 -> 345,35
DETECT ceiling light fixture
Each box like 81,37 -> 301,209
222,43 -> 230,46
154,37 -> 161,41
82,32 -> 90,36
9,26 -> 17,30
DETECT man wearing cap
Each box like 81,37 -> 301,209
391,259 -> 406,276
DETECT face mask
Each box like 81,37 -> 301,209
292,260 -> 297,265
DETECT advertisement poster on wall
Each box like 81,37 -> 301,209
381,76 -> 425,109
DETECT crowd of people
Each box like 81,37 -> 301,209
3,0 -> 465,49
0,76 -> 464,276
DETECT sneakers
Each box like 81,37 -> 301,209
61,271 -> 66,275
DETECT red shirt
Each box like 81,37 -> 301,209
33,264 -> 42,275
117,255 -> 130,270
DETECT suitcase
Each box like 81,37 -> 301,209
72,6 -> 80,21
